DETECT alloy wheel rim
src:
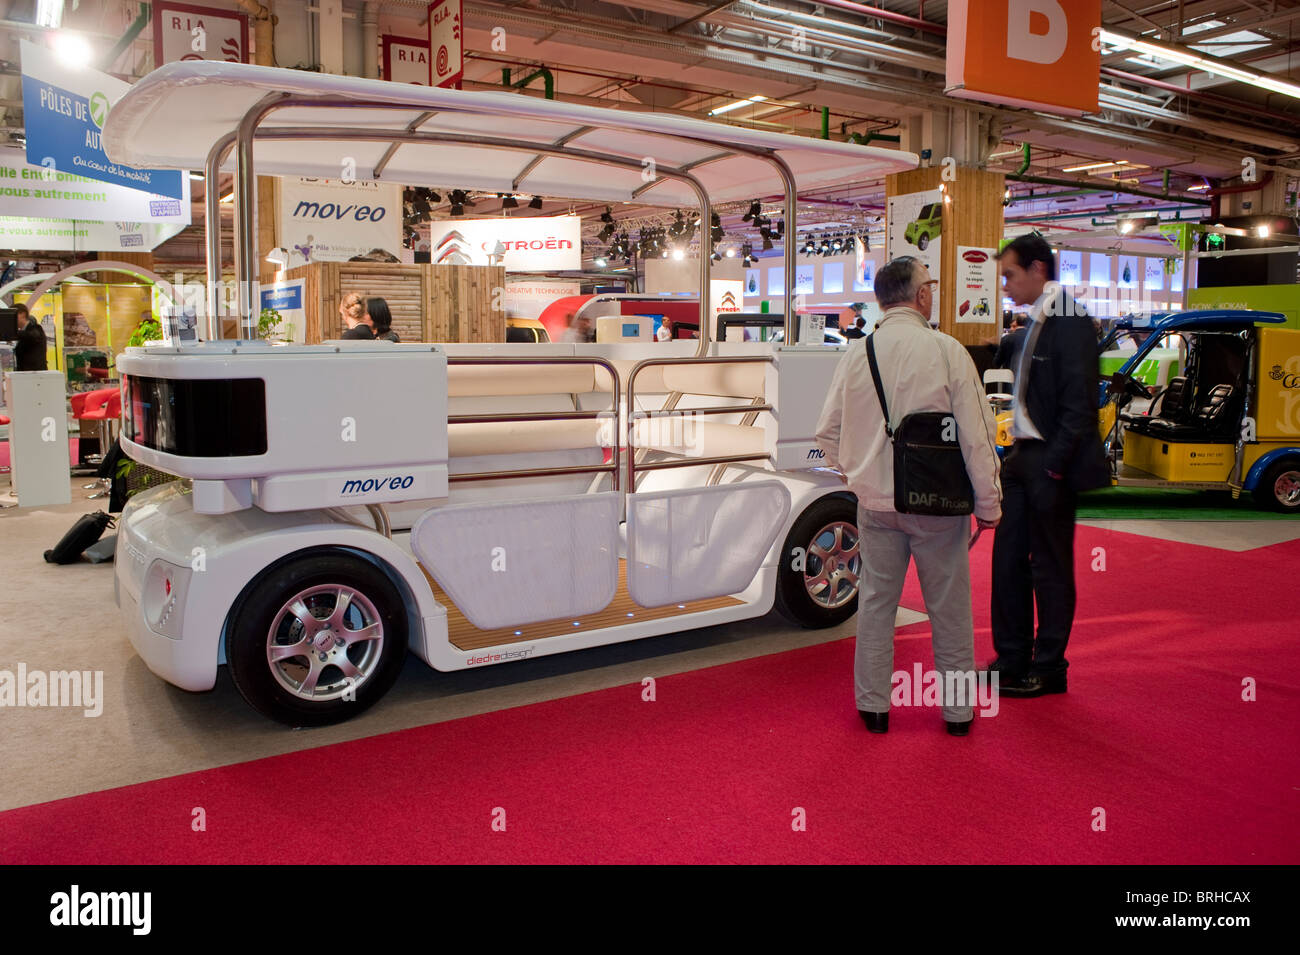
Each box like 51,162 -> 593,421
266,584 -> 384,702
804,520 -> 861,609
1275,470 -> 1300,507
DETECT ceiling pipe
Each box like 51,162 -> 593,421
799,0 -> 947,36
1203,171 -> 1275,197
1005,221 -> 1092,232
1007,173 -> 1210,206
1204,170 -> 1275,219
1009,204 -> 1203,223
1016,143 -> 1031,176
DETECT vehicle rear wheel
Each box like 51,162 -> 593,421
773,496 -> 861,628
1254,459 -> 1300,514
917,234 -> 930,251
226,552 -> 408,726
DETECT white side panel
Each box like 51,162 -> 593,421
3,371 -> 71,508
410,492 -> 620,629
765,345 -> 848,470
626,481 -> 791,607
117,343 -> 449,507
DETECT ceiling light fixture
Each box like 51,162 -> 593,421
51,31 -> 92,67
709,95 -> 768,116
1062,160 -> 1129,173
1099,28 -> 1300,100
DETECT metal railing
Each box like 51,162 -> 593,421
625,355 -> 776,490
446,355 -> 621,488
442,354 -> 777,492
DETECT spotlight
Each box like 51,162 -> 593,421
725,247 -> 736,258
742,200 -> 761,222
600,206 -> 615,225
594,256 -> 608,267
761,235 -> 774,252
501,194 -> 518,209
672,248 -> 685,260
529,195 -> 543,210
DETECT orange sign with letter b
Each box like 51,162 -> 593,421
946,0 -> 1100,115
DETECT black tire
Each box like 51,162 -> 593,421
917,233 -> 930,251
1253,458 -> 1300,514
773,495 -> 861,628
226,551 -> 408,727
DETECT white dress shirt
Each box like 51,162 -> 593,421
1009,287 -> 1052,441
815,306 -> 1003,521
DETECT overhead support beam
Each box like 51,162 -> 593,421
668,0 -> 738,33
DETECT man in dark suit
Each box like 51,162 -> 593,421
989,234 -> 1109,697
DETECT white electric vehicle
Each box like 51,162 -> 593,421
104,62 -> 918,726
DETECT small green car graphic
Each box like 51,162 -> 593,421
904,202 -> 943,251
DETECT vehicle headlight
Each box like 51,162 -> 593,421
141,559 -> 193,639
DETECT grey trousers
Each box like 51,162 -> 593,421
855,505 -> 976,722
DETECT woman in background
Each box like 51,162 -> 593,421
339,292 -> 373,340
365,297 -> 400,342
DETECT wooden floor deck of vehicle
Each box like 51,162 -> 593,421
421,559 -> 745,651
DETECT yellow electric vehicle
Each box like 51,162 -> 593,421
995,309 -> 1300,512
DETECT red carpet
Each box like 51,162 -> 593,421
2,526 -> 1297,863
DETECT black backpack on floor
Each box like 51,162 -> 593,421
44,511 -> 116,565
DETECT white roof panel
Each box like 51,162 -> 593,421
102,62 -> 917,205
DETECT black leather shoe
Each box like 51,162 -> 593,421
984,659 -> 1027,680
859,710 -> 889,733
945,719 -> 973,737
999,673 -> 1067,698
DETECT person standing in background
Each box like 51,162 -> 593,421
364,297 -> 400,342
339,292 -> 372,340
989,234 -> 1109,698
994,314 -> 1029,370
12,303 -> 46,371
816,256 -> 1002,737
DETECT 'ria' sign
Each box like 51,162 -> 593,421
945,1 -> 1100,116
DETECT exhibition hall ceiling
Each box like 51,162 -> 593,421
0,0 -> 1296,259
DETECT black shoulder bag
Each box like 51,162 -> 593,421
865,333 -> 975,516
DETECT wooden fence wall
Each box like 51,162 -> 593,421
261,263 -> 505,344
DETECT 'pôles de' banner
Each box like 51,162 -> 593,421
19,41 -> 187,200
0,146 -> 190,223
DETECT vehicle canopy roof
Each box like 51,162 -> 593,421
102,61 -> 918,205
1119,309 -> 1288,335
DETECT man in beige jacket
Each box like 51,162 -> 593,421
816,256 -> 1002,736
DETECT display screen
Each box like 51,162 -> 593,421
121,375 -> 267,457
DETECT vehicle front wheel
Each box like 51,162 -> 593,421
226,552 -> 408,726
773,496 -> 861,628
1254,458 -> 1300,514
917,234 -> 930,251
